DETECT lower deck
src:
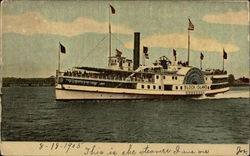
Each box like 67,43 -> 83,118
55,84 -> 229,100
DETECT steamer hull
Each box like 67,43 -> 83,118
55,84 -> 229,100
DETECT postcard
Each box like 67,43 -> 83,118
0,0 -> 249,155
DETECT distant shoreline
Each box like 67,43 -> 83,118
2,77 -> 55,87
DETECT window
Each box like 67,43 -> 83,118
156,75 -> 159,79
176,86 -> 178,90
180,86 -> 183,90
172,76 -> 174,80
128,63 -> 130,66
141,85 -> 144,89
159,86 -> 162,90
153,85 -> 156,89
147,85 -> 150,89
164,85 -> 172,90
163,76 -> 165,79
175,76 -> 177,80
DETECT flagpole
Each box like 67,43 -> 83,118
187,29 -> 190,66
56,43 -> 61,85
222,53 -> 224,71
108,5 -> 111,67
142,54 -> 145,66
200,59 -> 202,70
58,43 -> 60,72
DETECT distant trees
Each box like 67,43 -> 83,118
228,74 -> 235,86
2,77 -> 55,87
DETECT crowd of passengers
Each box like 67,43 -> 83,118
205,69 -> 227,74
63,70 -> 154,82
177,61 -> 189,66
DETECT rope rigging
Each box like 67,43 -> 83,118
76,34 -> 108,67
75,33 -> 157,68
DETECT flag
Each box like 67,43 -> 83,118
110,5 -> 115,14
116,49 -> 122,57
188,18 -> 194,31
173,49 -> 177,61
143,46 -> 149,59
59,43 -> 66,53
223,48 -> 227,59
200,52 -> 204,60
173,49 -> 176,56
143,46 -> 148,53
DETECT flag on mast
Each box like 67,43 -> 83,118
173,49 -> 177,61
59,43 -> 66,53
110,5 -> 115,14
116,49 -> 122,57
143,46 -> 149,59
188,18 -> 194,31
223,48 -> 227,59
200,52 -> 204,60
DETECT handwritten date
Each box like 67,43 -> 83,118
39,142 -> 81,153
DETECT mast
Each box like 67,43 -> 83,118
58,43 -> 61,71
187,18 -> 194,66
187,29 -> 190,65
108,4 -> 112,67
222,52 -> 224,71
142,52 -> 145,66
200,58 -> 202,70
56,43 -> 61,85
222,48 -> 227,71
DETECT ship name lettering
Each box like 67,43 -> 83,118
197,85 -> 207,89
184,86 -> 195,90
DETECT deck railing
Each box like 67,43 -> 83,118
59,71 -> 154,83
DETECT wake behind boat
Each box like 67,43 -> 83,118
55,5 -> 229,101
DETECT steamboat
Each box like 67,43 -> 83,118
55,6 -> 229,100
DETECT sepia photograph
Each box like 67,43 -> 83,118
0,0 -> 249,155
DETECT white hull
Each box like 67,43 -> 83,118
55,84 -> 229,100
56,89 -> 158,100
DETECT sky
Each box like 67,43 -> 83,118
1,0 -> 249,78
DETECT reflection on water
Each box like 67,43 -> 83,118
1,87 -> 249,143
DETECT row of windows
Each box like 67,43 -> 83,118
150,75 -> 213,82
172,76 -> 178,80
111,59 -> 131,66
155,75 -> 177,80
111,59 -> 125,63
158,76 -> 210,81
155,75 -> 167,79
175,86 -> 183,90
141,84 -> 162,90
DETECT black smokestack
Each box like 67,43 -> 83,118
133,32 -> 140,70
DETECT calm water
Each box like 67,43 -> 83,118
1,86 -> 249,143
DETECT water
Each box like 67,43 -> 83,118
1,86 -> 249,143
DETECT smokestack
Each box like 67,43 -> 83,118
133,32 -> 140,70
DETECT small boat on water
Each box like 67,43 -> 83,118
55,5 -> 229,101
